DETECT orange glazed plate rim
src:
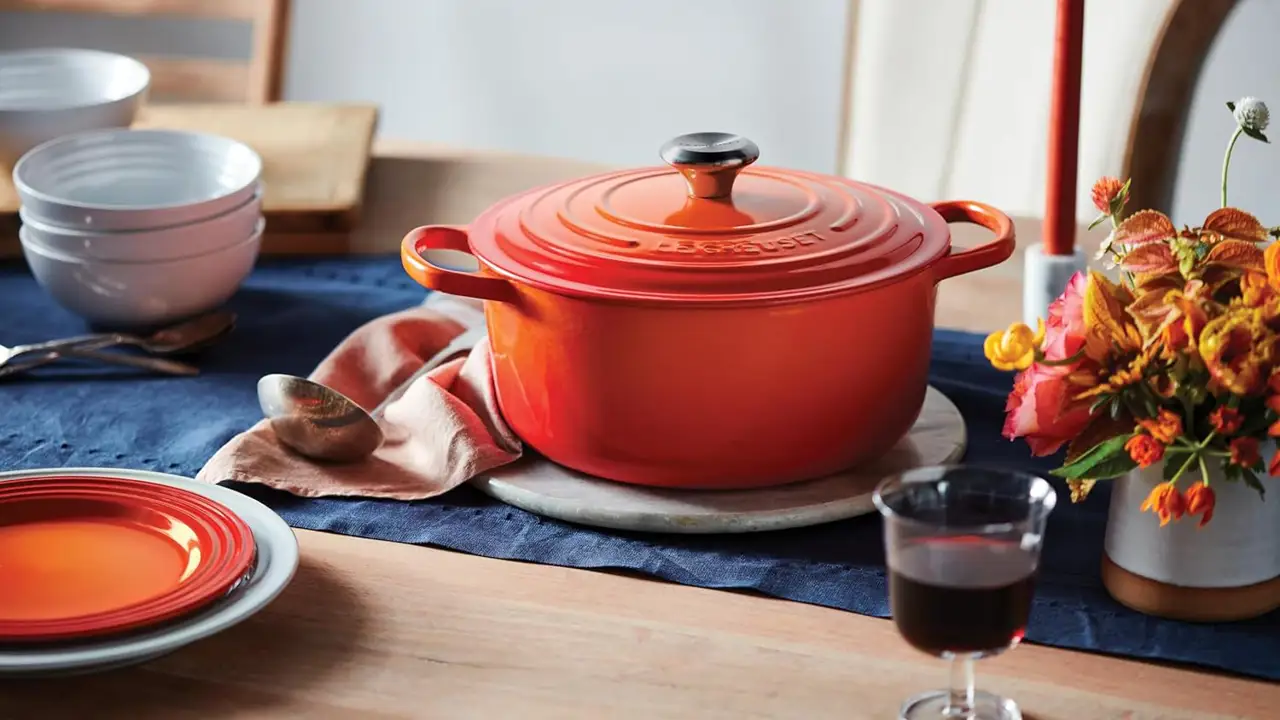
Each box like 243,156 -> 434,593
0,487 -> 255,641
0,484 -> 242,629
0,476 -> 256,642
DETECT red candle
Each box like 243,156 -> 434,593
1044,0 -> 1085,256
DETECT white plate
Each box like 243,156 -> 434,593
0,468 -> 298,677
473,386 -> 967,533
14,128 -> 262,231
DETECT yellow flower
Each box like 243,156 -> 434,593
984,320 -> 1044,371
1074,343 -> 1160,400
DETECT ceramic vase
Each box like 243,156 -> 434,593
1102,457 -> 1280,621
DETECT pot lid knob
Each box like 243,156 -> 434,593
659,132 -> 760,200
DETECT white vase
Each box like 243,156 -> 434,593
1103,456 -> 1280,620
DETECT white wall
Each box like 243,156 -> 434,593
844,0 -> 1176,222
1173,0 -> 1280,225
2,0 -> 1275,225
0,0 -> 849,172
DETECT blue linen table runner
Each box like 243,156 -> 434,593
2,256 -> 1278,681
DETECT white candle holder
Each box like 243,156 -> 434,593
1022,242 -> 1086,327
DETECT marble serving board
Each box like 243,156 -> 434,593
472,385 -> 966,534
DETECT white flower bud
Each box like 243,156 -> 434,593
1234,97 -> 1270,133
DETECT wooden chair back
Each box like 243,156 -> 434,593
1122,0 -> 1239,213
0,0 -> 289,103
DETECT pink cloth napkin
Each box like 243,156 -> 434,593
196,304 -> 523,500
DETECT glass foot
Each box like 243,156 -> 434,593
900,689 -> 1021,720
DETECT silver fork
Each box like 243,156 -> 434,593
0,341 -> 198,379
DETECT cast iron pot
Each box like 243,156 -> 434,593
401,133 -> 1014,489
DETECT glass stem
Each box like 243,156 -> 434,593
945,655 -> 976,718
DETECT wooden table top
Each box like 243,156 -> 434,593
1,142 -> 1272,719
2,531 -> 1273,719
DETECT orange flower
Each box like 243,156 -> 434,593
1138,409 -> 1182,444
1172,295 -> 1210,350
1209,406 -> 1244,435
1240,271 -> 1275,307
1230,437 -> 1261,468
1198,311 -> 1272,395
1270,453 -> 1280,477
1128,279 -> 1211,354
1083,272 -> 1143,361
1267,240 -> 1280,292
1140,482 -> 1187,526
1184,482 -> 1216,527
1091,177 -> 1125,214
1125,434 -> 1165,468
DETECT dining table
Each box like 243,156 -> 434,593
0,139 -> 1275,719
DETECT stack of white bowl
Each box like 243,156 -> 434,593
14,129 -> 265,328
2,48 -> 265,328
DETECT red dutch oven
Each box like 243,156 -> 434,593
402,133 -> 1014,490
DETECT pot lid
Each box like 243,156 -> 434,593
467,132 -> 952,303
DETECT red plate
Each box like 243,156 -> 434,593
0,478 -> 255,641
0,475 -> 256,642
0,483 -> 245,632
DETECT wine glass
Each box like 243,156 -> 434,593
873,466 -> 1057,720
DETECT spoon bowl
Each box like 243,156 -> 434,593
259,328 -> 483,462
258,375 -> 383,463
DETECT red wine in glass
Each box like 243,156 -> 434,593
889,537 -> 1035,657
874,466 -> 1056,720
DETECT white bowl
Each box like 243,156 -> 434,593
19,185 -> 263,262
14,128 -> 262,232
20,219 -> 263,328
0,48 -> 149,166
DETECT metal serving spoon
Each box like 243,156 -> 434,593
258,329 -> 483,462
0,311 -> 237,377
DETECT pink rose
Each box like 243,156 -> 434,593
1042,271 -> 1087,360
1004,271 -> 1092,456
1003,363 -> 1093,456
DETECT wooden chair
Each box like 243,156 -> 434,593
1123,0 -> 1240,213
0,0 -> 290,103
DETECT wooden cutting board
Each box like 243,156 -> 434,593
0,102 -> 378,257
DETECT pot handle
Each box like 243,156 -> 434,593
929,200 -> 1016,282
401,225 -> 517,302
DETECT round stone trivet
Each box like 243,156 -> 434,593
472,385 -> 966,534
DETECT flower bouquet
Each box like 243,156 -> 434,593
985,98 -> 1279,529
982,98 -> 1280,619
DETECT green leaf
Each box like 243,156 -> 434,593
1052,434 -> 1138,480
1244,127 -> 1270,143
1163,448 -> 1192,481
1179,251 -> 1196,277
1109,179 -> 1132,217
1241,468 -> 1266,498
1227,101 -> 1237,112
1035,346 -> 1087,367
1088,214 -> 1110,231
1221,459 -> 1243,484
